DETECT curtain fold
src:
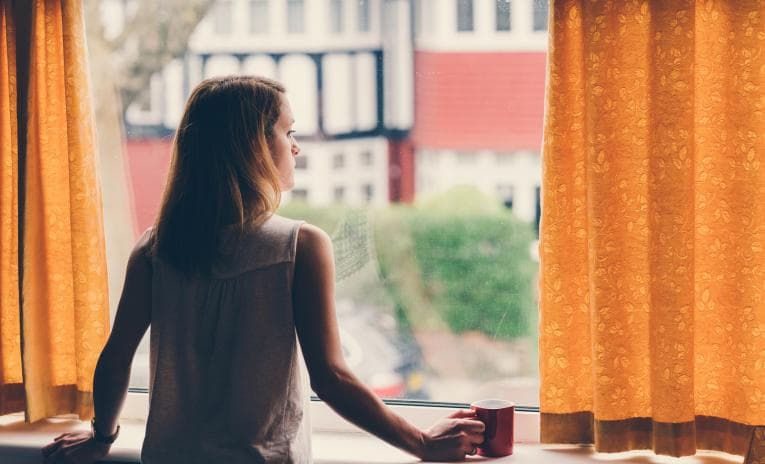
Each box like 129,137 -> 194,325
0,0 -> 110,422
0,0 -> 24,416
540,0 -> 765,459
22,0 -> 109,421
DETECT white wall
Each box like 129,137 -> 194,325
415,149 -> 540,222
415,0 -> 548,52
189,0 -> 384,53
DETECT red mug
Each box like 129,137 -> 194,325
470,399 -> 514,457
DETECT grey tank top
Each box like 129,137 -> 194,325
137,215 -> 311,464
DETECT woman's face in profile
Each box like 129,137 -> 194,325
270,94 -> 300,191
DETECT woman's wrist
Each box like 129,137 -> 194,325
91,418 -> 120,445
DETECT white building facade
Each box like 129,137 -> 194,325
120,0 -> 548,223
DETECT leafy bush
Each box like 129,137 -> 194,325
280,188 -> 537,340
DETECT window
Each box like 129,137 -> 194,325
292,188 -> 309,201
333,153 -> 345,169
330,0 -> 344,33
496,0 -> 511,32
497,184 -> 514,209
333,186 -> 345,202
250,0 -> 269,34
89,0 -> 545,410
456,0 -> 473,32
214,0 -> 234,35
360,150 -> 373,167
533,0 -> 548,31
295,155 -> 308,169
363,184 -> 374,202
287,0 -> 305,34
357,0 -> 371,32
414,0 -> 422,37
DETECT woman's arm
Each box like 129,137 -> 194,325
293,224 -> 484,462
42,239 -> 153,464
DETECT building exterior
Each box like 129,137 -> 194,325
121,0 -> 547,231
411,0 -> 547,223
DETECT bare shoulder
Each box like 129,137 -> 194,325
296,223 -> 334,270
129,227 -> 155,271
297,223 -> 332,254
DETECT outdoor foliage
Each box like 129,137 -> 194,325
280,187 -> 537,340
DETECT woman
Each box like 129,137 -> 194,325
41,76 -> 484,463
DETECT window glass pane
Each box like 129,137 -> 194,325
533,0 -> 549,31
496,0 -> 511,32
288,0 -> 305,34
333,153 -> 345,169
414,0 -> 422,37
250,0 -> 269,34
363,184 -> 374,202
330,0 -> 344,33
456,0 -> 473,32
360,150 -> 373,166
87,0 -> 546,408
214,0 -> 233,34
358,0 -> 371,32
333,186 -> 345,202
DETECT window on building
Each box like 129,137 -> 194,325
456,0 -> 473,32
333,153 -> 345,169
357,0 -> 371,32
295,155 -> 308,169
287,0 -> 305,34
333,186 -> 345,202
414,0 -> 422,37
533,0 -> 549,31
250,0 -> 269,34
330,0 -> 344,33
292,188 -> 309,201
496,0 -> 511,32
360,150 -> 373,167
497,184 -> 515,209
214,0 -> 234,35
363,184 -> 374,202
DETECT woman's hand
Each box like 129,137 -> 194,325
420,409 -> 485,461
41,431 -> 111,464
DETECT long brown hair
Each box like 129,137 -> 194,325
151,76 -> 285,275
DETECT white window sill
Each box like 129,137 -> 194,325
0,403 -> 743,464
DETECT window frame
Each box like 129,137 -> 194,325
121,389 -> 541,442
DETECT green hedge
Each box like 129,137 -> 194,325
280,187 -> 537,340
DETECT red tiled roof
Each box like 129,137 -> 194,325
412,51 -> 547,152
125,138 -> 173,237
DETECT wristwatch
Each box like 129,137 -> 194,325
91,418 -> 120,445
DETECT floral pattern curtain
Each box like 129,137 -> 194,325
540,0 -> 765,460
0,0 -> 109,422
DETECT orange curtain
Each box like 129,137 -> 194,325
540,0 -> 765,460
0,0 -> 24,415
0,0 -> 110,422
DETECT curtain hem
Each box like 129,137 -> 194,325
0,383 -> 24,416
541,412 -> 760,458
